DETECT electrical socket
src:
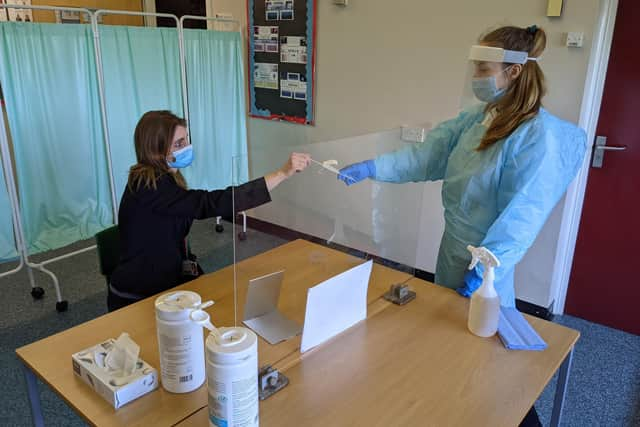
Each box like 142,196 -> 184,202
566,32 -> 584,48
401,126 -> 425,143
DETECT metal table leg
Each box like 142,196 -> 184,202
22,364 -> 44,427
550,347 -> 574,427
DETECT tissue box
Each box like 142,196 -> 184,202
71,338 -> 158,409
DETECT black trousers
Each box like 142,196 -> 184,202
520,407 -> 542,427
107,289 -> 141,312
107,263 -> 204,313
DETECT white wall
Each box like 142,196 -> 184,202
215,0 -> 602,308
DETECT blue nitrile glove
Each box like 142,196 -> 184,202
337,160 -> 376,186
456,268 -> 483,297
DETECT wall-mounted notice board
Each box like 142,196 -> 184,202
247,0 -> 316,125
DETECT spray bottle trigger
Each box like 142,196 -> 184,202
467,245 -> 480,270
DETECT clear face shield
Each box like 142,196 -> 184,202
460,45 -> 538,110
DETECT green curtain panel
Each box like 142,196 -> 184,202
181,29 -> 248,189
0,23 -> 112,254
98,26 -> 183,198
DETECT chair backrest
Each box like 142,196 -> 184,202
95,225 -> 120,280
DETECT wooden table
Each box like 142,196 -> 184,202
16,240 -> 412,427
178,277 -> 579,427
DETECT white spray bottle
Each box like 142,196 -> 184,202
466,245 -> 501,337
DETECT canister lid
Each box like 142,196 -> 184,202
206,327 -> 257,364
155,291 -> 202,321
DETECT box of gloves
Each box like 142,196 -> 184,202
71,333 -> 158,409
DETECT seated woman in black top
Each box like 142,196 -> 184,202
108,110 -> 310,311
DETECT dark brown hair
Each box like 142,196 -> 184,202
128,110 -> 187,191
478,26 -> 547,150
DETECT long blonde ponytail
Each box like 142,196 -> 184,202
478,26 -> 547,150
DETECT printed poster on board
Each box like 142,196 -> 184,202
254,63 -> 279,90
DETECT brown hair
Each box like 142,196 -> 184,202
128,110 -> 187,191
478,25 -> 547,150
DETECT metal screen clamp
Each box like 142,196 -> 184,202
258,365 -> 288,400
383,284 -> 416,305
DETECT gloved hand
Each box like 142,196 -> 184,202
456,268 -> 483,298
337,160 -> 376,186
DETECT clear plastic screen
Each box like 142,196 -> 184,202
230,129 -> 426,355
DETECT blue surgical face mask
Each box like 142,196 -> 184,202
167,145 -> 193,169
471,68 -> 509,103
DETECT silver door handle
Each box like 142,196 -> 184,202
592,136 -> 626,168
594,145 -> 626,151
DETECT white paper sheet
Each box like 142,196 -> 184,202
300,260 -> 372,353
254,25 -> 279,53
280,36 -> 307,64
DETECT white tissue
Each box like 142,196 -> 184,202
104,333 -> 140,377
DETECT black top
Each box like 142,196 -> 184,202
110,174 -> 271,297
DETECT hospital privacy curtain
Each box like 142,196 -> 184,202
0,23 -> 112,254
181,28 -> 249,188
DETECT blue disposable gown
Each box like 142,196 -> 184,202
374,105 -> 587,307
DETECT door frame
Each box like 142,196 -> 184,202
552,0 -> 619,314
142,0 -> 157,26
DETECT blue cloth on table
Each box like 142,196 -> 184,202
498,306 -> 547,351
